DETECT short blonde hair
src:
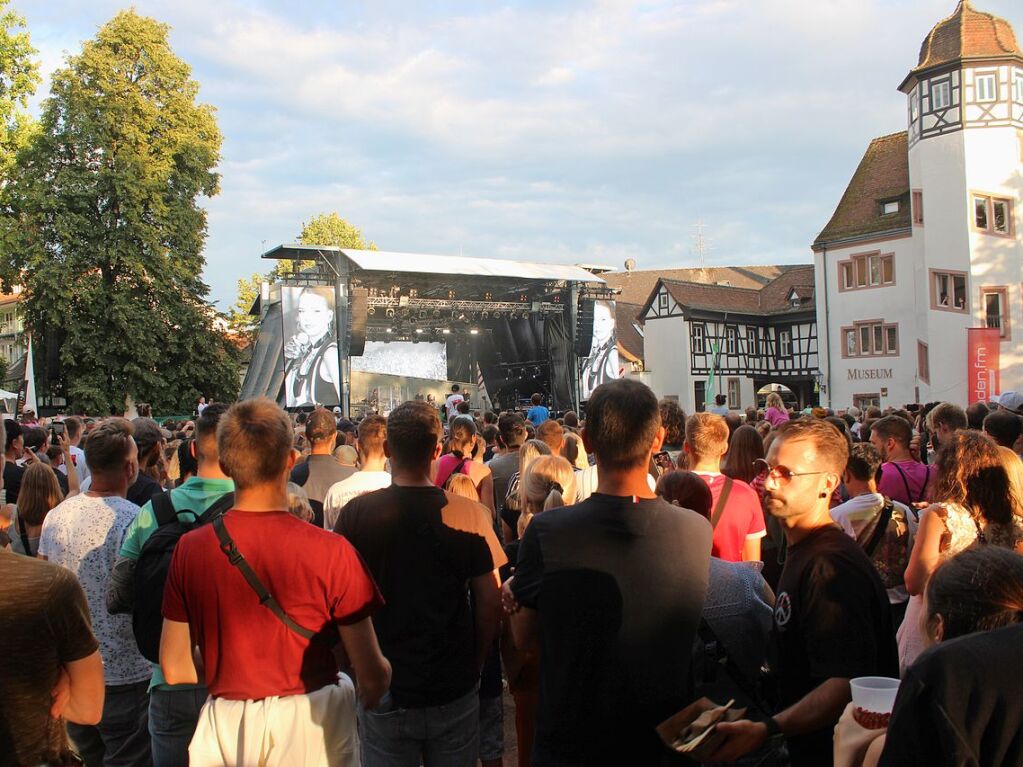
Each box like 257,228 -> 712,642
684,413 -> 729,461
218,399 -> 293,489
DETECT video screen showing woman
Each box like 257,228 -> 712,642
282,286 -> 341,407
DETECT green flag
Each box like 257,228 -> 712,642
705,341 -> 719,408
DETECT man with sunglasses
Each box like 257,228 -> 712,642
708,419 -> 897,767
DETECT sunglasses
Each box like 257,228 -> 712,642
753,458 -> 832,484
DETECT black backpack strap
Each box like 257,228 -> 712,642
710,477 -> 733,530
151,491 -> 178,527
864,498 -> 894,558
212,515 -> 321,642
197,492 -> 234,525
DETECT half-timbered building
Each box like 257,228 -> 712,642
636,266 -> 818,414
814,1 -> 1023,409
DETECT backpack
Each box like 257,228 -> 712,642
856,497 -> 916,591
132,490 -> 234,663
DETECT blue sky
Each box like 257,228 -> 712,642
17,0 -> 1021,309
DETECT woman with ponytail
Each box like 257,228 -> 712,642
432,415 -> 495,514
504,455 -> 576,767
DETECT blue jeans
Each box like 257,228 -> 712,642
358,688 -> 479,767
149,686 -> 208,767
67,679 -> 151,767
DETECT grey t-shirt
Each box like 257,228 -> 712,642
486,449 -> 520,515
290,454 -> 357,527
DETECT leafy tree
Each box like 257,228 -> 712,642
226,272 -> 263,340
3,10 -> 237,413
267,211 -> 377,278
0,0 -> 39,178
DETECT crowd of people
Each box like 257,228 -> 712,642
3,383 -> 1023,767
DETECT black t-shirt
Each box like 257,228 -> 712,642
3,461 -> 25,504
127,472 -> 163,508
335,484 -> 505,707
772,524 -> 898,767
879,623 -> 1023,767
511,493 -> 713,767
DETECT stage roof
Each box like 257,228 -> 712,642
261,245 -> 605,285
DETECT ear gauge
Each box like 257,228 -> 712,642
819,492 -> 828,499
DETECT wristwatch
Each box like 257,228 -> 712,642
763,716 -> 782,738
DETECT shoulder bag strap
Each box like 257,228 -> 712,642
211,515 -> 318,641
151,491 -> 178,527
891,463 -> 915,505
864,499 -> 894,558
710,477 -> 733,530
16,512 -> 33,556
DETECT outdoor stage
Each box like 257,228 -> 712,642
239,246 -> 619,417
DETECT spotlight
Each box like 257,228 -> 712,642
481,311 -> 489,319
385,308 -> 394,318
470,328 -> 480,335
442,329 -> 451,335
386,328 -> 393,334
367,306 -> 376,316
416,328 -> 424,334
399,295 -> 409,307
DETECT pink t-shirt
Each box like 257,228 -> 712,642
878,460 -> 932,506
764,406 -> 789,427
695,473 -> 767,562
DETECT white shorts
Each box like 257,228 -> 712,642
189,677 -> 359,766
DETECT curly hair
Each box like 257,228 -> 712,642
659,399 -> 686,447
933,430 -> 1015,526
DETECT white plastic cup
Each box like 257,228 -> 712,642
850,676 -> 900,714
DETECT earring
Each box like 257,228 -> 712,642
818,492 -> 828,499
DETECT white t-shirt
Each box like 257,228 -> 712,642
574,464 -> 656,502
445,393 -> 465,415
323,471 -> 392,530
57,445 -> 90,486
830,491 -> 918,605
38,493 -> 151,685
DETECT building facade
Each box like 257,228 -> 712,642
633,266 -> 819,414
814,1 -> 1023,409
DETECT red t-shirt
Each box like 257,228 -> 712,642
162,510 -> 383,700
695,473 -> 767,562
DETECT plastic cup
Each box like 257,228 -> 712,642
850,677 -> 900,714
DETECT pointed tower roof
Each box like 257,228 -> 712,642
899,1 -> 1021,91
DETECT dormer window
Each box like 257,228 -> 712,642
882,200 -> 900,215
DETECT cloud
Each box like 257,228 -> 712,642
14,0 -> 1022,308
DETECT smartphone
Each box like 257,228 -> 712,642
653,451 -> 674,470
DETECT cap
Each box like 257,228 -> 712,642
332,406 -> 342,414
997,391 -> 1023,413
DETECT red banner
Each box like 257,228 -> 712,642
967,328 -> 1001,404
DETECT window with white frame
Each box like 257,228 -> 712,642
841,320 -> 898,358
973,193 -> 1013,236
726,327 -> 737,355
778,329 -> 793,358
931,80 -> 951,110
910,91 -> 920,122
931,270 -> 969,312
746,327 -> 758,357
839,252 -> 894,291
981,286 -> 1010,340
1016,71 -> 1023,103
883,201 -> 900,215
727,378 -> 741,409
692,324 -> 706,354
975,72 -> 997,102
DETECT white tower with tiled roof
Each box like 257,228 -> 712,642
815,1 -> 1023,409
